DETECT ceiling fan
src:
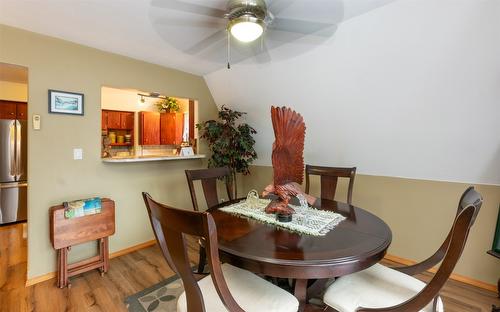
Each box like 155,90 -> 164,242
150,0 -> 340,69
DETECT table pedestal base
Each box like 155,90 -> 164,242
294,279 -> 308,311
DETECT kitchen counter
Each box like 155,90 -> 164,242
102,154 -> 206,163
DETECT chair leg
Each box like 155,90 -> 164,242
197,246 -> 207,274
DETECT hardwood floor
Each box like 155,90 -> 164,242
0,223 -> 498,312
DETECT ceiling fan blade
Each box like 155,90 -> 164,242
251,40 -> 272,63
268,0 -> 296,15
265,24 -> 337,46
150,0 -> 227,18
269,17 -> 335,36
186,29 -> 226,55
153,16 -> 225,28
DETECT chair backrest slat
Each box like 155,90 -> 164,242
185,167 -> 233,211
305,165 -> 356,204
142,192 -> 244,312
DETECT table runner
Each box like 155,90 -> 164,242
219,197 -> 346,236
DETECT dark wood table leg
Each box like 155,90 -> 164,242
294,279 -> 308,312
307,278 -> 329,301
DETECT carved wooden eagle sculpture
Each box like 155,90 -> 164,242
265,106 -> 306,215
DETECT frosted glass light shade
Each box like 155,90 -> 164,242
230,20 -> 264,42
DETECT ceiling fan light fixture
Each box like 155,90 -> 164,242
229,15 -> 264,42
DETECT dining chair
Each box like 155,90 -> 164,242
185,167 -> 234,274
185,167 -> 234,211
305,165 -> 357,204
142,192 -> 299,312
322,186 -> 482,312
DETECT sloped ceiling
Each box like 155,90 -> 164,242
0,0 -> 394,75
205,0 -> 500,185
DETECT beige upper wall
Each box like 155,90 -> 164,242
242,165 -> 500,286
0,24 -> 218,278
0,80 -> 27,101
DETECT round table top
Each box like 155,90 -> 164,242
208,198 -> 392,279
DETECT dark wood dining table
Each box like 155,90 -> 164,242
208,198 -> 392,311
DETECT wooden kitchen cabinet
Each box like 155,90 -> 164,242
106,111 -> 122,129
16,102 -> 27,120
139,112 -> 160,145
101,110 -> 108,130
0,100 -> 19,119
102,109 -> 135,146
121,112 -> 134,130
102,110 -> 134,130
160,113 -> 184,145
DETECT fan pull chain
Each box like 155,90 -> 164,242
227,30 -> 231,69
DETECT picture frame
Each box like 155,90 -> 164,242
48,89 -> 84,115
179,146 -> 194,156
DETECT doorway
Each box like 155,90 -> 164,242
0,62 -> 28,290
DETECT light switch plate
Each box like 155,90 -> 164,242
73,148 -> 83,160
33,114 -> 41,130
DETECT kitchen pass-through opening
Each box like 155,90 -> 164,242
100,86 -> 198,159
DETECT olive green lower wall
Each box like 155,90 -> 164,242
0,25 -> 219,279
242,165 -> 500,286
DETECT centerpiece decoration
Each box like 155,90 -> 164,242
155,96 -> 180,113
218,105 -> 345,235
264,106 -> 306,222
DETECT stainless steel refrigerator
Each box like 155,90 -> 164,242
0,119 -> 27,225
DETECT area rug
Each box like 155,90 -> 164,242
125,274 -> 296,312
125,274 -> 183,312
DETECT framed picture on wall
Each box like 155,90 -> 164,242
48,90 -> 84,115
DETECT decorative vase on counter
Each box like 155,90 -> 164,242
109,132 -> 116,144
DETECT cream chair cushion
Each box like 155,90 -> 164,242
177,263 -> 299,312
323,264 -> 444,312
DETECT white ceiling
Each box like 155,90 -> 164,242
0,0 -> 395,75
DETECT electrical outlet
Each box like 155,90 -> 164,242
73,148 -> 83,160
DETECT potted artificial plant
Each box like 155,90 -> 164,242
196,105 -> 257,198
155,97 -> 180,113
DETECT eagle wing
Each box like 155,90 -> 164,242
271,106 -> 306,186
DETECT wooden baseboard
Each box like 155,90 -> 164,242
109,240 -> 156,259
25,272 -> 56,287
25,239 -> 158,287
25,244 -> 496,293
384,253 -> 497,293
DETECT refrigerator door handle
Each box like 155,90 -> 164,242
15,120 -> 23,179
9,122 -> 16,177
0,182 -> 28,189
